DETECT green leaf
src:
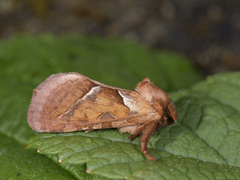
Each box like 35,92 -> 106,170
27,73 -> 240,179
0,34 -> 202,91
0,133 -> 75,179
0,34 -> 203,179
176,73 -> 240,166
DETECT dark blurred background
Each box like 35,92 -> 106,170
1,0 -> 240,75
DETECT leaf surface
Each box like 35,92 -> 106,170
0,35 -> 205,179
27,73 -> 240,179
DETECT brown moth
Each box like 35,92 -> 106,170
27,73 -> 177,161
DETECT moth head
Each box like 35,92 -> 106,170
136,77 -> 177,124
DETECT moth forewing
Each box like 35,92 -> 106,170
27,72 -> 177,161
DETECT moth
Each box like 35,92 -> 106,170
27,73 -> 177,161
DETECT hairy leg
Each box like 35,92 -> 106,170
141,121 -> 162,161
128,124 -> 145,140
129,120 -> 162,161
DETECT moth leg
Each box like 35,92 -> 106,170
128,134 -> 139,140
84,129 -> 93,133
140,137 -> 155,161
128,125 -> 145,140
139,121 -> 162,161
